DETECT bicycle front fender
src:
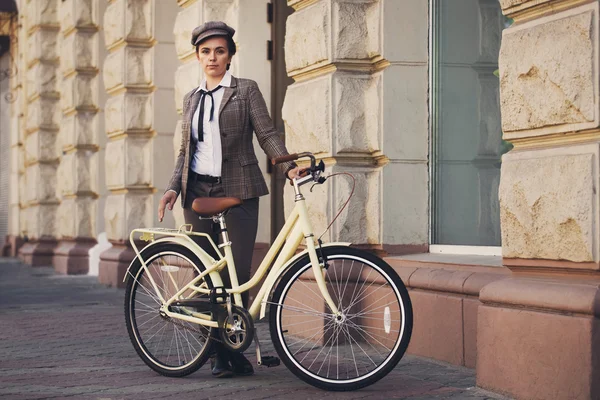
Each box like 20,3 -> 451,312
259,242 -> 351,319
122,236 -> 223,287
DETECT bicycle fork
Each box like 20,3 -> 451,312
293,182 -> 340,317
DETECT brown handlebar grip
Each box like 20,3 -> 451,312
271,153 -> 299,165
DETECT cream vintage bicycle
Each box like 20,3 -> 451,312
123,152 -> 413,391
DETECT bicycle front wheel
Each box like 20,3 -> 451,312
124,243 -> 214,377
269,246 -> 412,391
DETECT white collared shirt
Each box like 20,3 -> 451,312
190,71 -> 232,177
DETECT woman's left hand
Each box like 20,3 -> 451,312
286,166 -> 307,180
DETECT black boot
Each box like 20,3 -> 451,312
210,343 -> 233,378
230,352 -> 254,376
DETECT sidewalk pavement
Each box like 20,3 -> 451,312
0,258 -> 511,400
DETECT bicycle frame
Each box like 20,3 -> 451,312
125,177 -> 349,329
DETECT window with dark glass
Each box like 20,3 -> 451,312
431,0 -> 512,246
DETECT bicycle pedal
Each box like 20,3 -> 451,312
259,356 -> 280,368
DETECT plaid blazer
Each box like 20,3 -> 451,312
166,76 -> 295,205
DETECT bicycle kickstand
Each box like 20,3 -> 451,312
254,329 -> 280,368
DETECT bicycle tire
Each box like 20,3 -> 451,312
124,243 -> 214,377
268,246 -> 413,391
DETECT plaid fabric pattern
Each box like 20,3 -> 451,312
166,77 -> 295,204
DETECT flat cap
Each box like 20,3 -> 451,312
191,21 -> 235,46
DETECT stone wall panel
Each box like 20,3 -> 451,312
105,193 -> 151,241
26,98 -> 60,132
174,62 -> 201,112
27,0 -> 59,27
27,30 -> 59,64
105,93 -> 153,134
103,0 -> 126,48
334,1 -> 380,60
285,1 -> 330,72
173,5 -> 197,59
61,74 -> 97,111
333,166 -> 380,244
105,137 -> 152,189
104,0 -> 153,47
62,112 -> 97,148
57,197 -> 96,238
103,47 -> 153,91
499,3 -> 599,136
105,140 -> 125,189
26,164 -> 58,204
26,62 -> 58,99
25,131 -> 57,165
60,0 -> 96,32
500,147 -> 597,262
60,31 -> 97,74
125,138 -> 152,187
334,73 -> 380,153
282,75 -> 331,154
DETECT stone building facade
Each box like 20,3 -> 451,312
1,0 -> 599,399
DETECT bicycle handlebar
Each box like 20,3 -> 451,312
271,153 -> 299,165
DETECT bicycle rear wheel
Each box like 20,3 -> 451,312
269,246 -> 412,391
124,243 -> 214,377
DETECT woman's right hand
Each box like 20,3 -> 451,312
158,191 -> 178,223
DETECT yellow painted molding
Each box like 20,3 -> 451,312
505,0 -> 592,22
26,199 -> 61,207
62,144 -> 100,154
290,56 -> 391,82
27,24 -> 60,36
105,38 -> 157,53
108,187 -> 155,195
107,130 -> 156,141
177,0 -> 199,8
61,24 -> 99,37
510,129 -> 600,149
27,58 -> 60,69
105,84 -> 156,97
24,158 -> 60,168
62,67 -> 100,79
289,0 -> 321,11
62,191 -> 99,200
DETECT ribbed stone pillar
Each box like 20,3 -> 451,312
282,0 -> 429,254
98,0 -> 179,287
17,0 -> 61,266
52,0 -> 100,275
5,9 -> 25,257
477,1 -> 600,399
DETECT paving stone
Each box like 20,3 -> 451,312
0,259 -> 512,400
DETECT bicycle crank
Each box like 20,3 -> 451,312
218,300 -> 254,353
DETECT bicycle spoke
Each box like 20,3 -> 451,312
272,251 -> 411,388
128,250 -> 213,371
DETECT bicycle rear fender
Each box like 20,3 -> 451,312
122,236 -> 224,287
258,242 -> 351,319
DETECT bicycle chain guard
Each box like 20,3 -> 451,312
217,303 -> 254,353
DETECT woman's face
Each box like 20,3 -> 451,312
196,36 -> 232,79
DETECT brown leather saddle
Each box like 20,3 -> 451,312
191,197 -> 242,217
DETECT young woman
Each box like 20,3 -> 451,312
157,21 -> 302,378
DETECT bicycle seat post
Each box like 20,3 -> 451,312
214,213 -> 243,307
215,214 -> 231,249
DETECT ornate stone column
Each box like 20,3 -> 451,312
52,0 -> 100,275
3,9 -> 25,257
17,0 -> 61,266
282,0 -> 429,254
99,0 -> 179,287
477,1 -> 600,399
